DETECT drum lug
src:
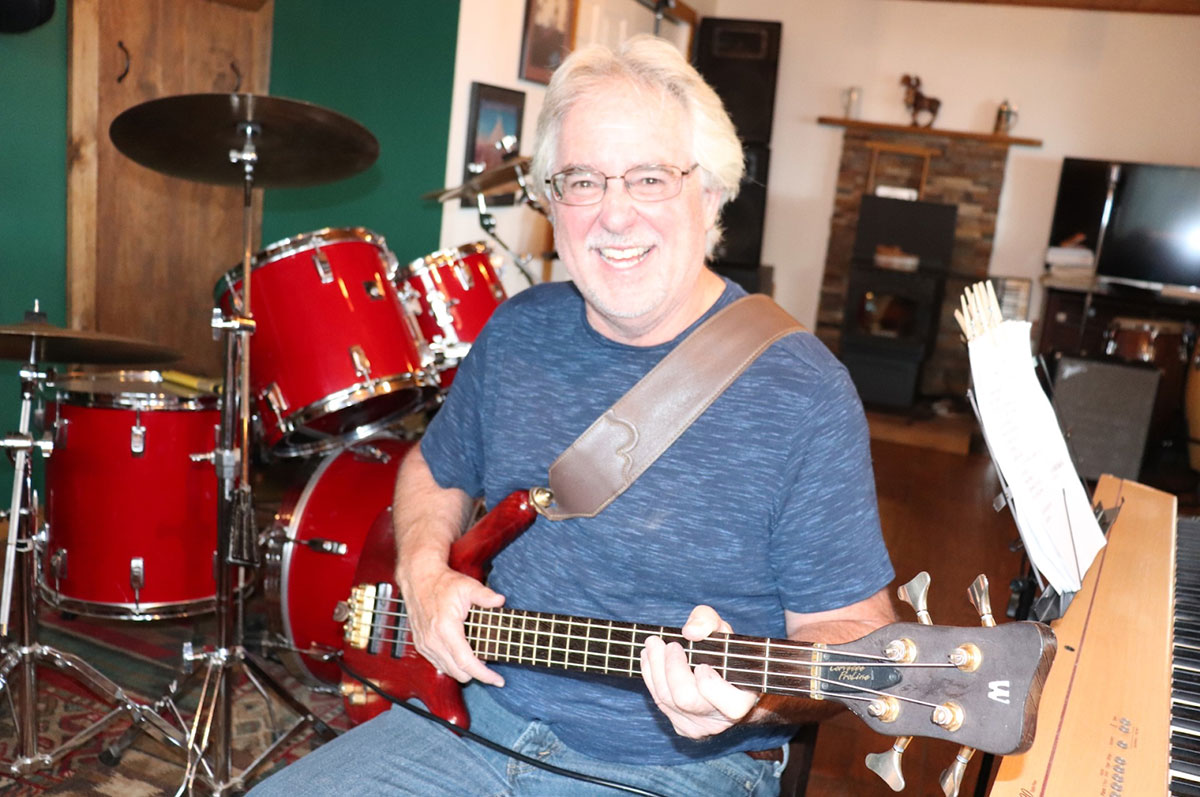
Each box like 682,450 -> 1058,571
263,382 -> 289,423
301,538 -> 349,556
349,345 -> 372,381
130,557 -> 145,593
312,247 -> 334,284
363,277 -> 386,301
54,416 -> 69,449
130,410 -> 146,457
50,548 -> 67,580
452,258 -> 475,291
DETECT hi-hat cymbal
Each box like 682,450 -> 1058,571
0,319 -> 181,364
423,157 -> 533,203
109,93 -> 379,188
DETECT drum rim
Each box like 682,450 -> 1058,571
269,373 -> 439,459
396,241 -> 491,281
213,226 -> 393,304
37,582 -> 237,621
48,370 -> 219,411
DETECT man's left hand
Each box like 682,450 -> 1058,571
640,605 -> 758,739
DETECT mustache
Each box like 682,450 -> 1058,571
584,233 -> 661,250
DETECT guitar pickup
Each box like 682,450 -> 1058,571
345,584 -> 376,650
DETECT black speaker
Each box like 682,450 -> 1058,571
714,143 -> 769,265
694,18 -> 781,145
1052,355 -> 1160,481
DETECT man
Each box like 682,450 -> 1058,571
252,35 -> 894,797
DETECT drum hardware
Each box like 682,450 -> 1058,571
1,306 -> 186,778
102,93 -> 374,792
130,410 -> 146,455
312,248 -> 334,284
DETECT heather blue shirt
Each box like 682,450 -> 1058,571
419,278 -> 893,765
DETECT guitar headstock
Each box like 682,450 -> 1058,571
828,619 -> 1055,755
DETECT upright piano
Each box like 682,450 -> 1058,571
991,474 -> 1199,795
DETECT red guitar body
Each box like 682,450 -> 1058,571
339,490 -> 538,727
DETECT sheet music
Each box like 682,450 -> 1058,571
968,320 -> 1106,593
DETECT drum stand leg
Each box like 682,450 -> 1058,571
0,348 -> 186,778
110,166 -> 337,795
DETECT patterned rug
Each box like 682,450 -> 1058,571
0,601 -> 350,795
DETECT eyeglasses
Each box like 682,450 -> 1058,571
546,163 -> 700,206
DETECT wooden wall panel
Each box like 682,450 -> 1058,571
68,0 -> 273,376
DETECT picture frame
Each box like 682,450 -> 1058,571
519,0 -> 577,85
461,82 -> 526,208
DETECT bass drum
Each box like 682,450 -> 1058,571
264,436 -> 413,685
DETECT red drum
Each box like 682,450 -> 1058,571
394,242 -> 507,386
41,372 -> 220,620
215,227 -> 438,458
265,436 -> 412,685
1105,316 -> 1189,441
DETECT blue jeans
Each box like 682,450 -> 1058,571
247,683 -> 784,796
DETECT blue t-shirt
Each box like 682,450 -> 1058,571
419,278 -> 894,764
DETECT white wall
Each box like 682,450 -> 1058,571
440,0 -> 718,296
444,0 -> 1200,323
712,0 -> 1200,325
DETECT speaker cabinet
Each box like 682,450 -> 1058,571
694,18 -> 781,145
1052,356 -> 1160,481
714,143 -> 769,265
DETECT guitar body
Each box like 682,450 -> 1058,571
339,491 -> 539,727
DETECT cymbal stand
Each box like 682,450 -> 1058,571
474,191 -> 538,287
135,122 -> 334,795
0,308 -> 180,778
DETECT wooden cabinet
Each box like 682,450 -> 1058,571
67,0 -> 274,376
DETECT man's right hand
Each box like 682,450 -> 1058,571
395,554 -> 507,687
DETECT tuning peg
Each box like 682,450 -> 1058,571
865,735 -> 911,792
939,745 -> 975,797
897,571 -> 932,624
968,574 -> 996,627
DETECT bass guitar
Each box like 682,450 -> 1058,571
336,490 -> 1055,765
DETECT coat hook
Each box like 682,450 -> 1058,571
116,41 -> 130,83
231,61 -> 242,93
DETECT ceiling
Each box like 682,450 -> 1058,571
915,0 -> 1200,14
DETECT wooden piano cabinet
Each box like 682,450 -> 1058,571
991,475 -> 1175,796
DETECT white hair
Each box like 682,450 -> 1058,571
530,35 -> 745,257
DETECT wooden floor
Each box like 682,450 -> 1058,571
805,436 -> 1025,797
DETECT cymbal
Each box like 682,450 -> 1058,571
109,93 -> 379,188
423,157 -> 533,203
0,319 -> 181,364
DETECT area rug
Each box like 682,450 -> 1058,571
0,603 -> 350,795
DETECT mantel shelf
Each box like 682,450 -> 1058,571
817,116 -> 1043,148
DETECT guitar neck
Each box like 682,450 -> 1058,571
464,605 -> 842,698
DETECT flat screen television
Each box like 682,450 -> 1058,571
1047,156 -> 1200,293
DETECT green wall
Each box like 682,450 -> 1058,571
0,0 -> 459,487
264,1 -> 459,262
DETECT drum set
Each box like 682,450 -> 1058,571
0,90 -> 527,793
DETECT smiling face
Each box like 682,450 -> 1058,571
550,79 -> 724,346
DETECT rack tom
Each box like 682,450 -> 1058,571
394,242 -> 506,386
215,227 -> 438,458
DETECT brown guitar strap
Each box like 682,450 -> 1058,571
541,293 -> 805,521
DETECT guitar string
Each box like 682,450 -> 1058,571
352,602 -> 960,669
346,624 -> 946,709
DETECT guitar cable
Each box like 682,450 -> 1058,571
336,658 -> 669,797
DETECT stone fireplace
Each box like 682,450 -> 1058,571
816,118 -> 1042,401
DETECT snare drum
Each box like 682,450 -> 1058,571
215,227 -> 438,458
395,242 -> 507,386
264,436 -> 412,685
41,371 -> 220,620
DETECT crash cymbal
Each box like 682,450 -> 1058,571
422,157 -> 533,203
109,93 -> 379,188
0,319 -> 181,364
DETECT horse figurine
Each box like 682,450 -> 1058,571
901,74 -> 940,128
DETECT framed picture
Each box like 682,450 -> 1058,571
519,0 -> 577,84
461,82 -> 526,208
